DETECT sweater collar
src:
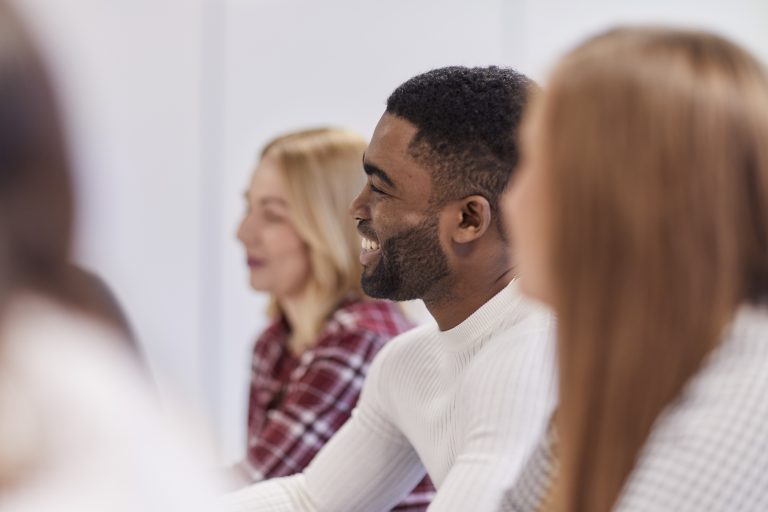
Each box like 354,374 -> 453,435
438,279 -> 526,350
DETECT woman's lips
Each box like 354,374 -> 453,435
247,257 -> 266,268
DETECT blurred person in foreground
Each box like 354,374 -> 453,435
224,67 -> 556,512
233,127 -> 434,509
0,2 -> 222,510
64,263 -> 134,343
502,26 -> 768,512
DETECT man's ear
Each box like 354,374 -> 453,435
450,195 -> 492,244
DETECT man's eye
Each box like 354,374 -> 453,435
370,184 -> 385,195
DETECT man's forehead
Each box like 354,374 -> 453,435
366,114 -> 420,170
371,113 -> 418,146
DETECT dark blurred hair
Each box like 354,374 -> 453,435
65,264 -> 135,343
0,2 -> 73,296
0,1 -> 130,336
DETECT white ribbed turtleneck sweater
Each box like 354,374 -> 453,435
223,280 -> 557,511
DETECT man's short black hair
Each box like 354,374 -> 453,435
386,66 -> 535,222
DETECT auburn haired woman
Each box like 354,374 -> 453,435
234,128 -> 433,509
503,27 -> 768,512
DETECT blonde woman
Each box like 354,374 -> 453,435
503,27 -> 768,511
235,128 -> 434,510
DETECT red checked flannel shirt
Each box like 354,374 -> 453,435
239,298 -> 435,511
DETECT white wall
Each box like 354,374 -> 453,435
514,0 -> 768,81
10,0 -> 767,463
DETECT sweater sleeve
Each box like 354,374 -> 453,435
429,326 -> 557,512
221,339 -> 428,512
498,425 -> 558,512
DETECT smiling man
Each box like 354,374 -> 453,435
223,66 -> 556,512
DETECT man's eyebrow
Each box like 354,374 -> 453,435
362,155 -> 396,189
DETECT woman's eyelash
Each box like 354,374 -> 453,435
263,211 -> 285,222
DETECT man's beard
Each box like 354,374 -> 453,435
361,216 -> 451,302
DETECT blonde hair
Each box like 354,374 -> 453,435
532,28 -> 768,511
260,128 -> 367,353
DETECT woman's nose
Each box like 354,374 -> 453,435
237,212 -> 259,245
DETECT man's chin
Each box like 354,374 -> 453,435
361,273 -> 391,300
361,279 -> 385,299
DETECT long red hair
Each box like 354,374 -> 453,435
532,27 -> 768,511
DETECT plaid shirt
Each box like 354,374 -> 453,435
501,305 -> 768,512
239,298 -> 435,511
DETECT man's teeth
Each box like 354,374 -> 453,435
361,238 -> 380,251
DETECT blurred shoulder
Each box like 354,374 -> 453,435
1,293 -> 141,390
0,293 -> 224,511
